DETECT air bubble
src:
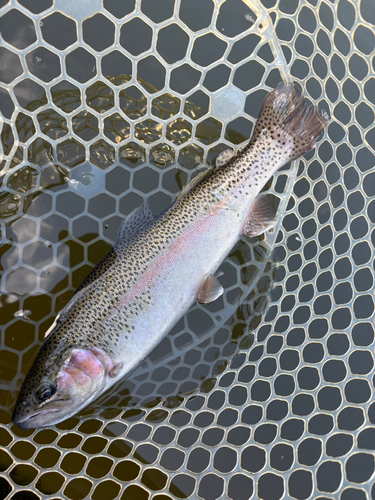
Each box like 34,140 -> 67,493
245,14 -> 255,23
14,309 -> 32,319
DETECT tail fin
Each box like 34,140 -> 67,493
250,83 -> 329,163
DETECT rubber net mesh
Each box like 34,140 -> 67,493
0,0 -> 374,499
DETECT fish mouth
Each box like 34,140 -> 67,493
13,400 -> 73,430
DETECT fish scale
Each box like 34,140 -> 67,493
12,83 -> 328,428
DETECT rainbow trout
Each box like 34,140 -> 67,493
12,84 -> 328,428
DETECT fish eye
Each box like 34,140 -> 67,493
36,384 -> 56,402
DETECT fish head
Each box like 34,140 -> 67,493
12,343 -> 114,429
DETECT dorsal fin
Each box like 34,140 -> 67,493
117,199 -> 154,242
175,168 -> 212,203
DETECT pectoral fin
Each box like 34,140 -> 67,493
87,347 -> 123,379
109,362 -> 124,378
243,195 -> 276,237
197,275 -> 224,304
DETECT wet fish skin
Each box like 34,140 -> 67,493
12,83 -> 328,429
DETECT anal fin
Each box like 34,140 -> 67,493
197,275 -> 224,304
243,195 -> 276,237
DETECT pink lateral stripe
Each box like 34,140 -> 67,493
108,195 -> 232,321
